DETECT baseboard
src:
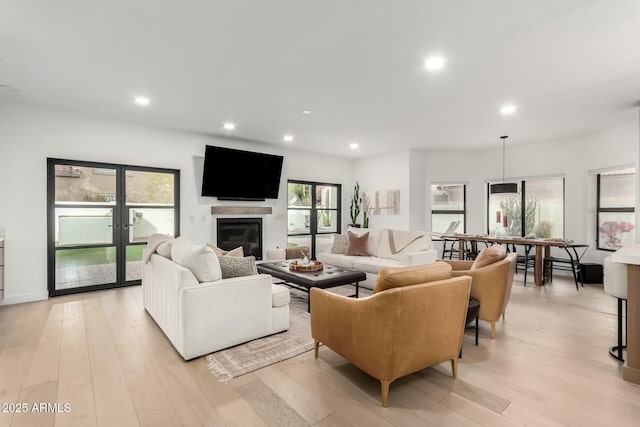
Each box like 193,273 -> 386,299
0,291 -> 48,306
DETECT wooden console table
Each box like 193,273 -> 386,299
611,246 -> 640,385
441,234 -> 575,286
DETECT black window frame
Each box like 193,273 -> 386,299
597,171 -> 635,251
486,177 -> 565,238
431,184 -> 466,233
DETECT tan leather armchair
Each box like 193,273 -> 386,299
310,262 -> 472,407
442,245 -> 517,338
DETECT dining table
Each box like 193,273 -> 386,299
440,234 -> 577,286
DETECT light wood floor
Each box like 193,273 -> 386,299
1,274 -> 640,427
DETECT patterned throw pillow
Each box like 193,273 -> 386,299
219,255 -> 258,279
331,234 -> 348,254
285,246 -> 310,260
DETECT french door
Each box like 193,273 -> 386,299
287,180 -> 341,258
47,159 -> 179,296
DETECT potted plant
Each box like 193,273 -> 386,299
362,193 -> 371,228
349,181 -> 361,227
319,210 -> 332,228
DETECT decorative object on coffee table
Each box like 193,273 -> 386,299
289,260 -> 324,272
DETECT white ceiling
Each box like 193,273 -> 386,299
2,1 -> 640,158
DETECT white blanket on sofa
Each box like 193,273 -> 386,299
143,233 -> 173,263
389,229 -> 425,254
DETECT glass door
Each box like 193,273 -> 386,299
287,181 -> 341,257
47,159 -> 179,296
123,168 -> 178,281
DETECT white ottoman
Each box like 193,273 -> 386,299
271,284 -> 290,332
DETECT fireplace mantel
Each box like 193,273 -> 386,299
211,206 -> 273,215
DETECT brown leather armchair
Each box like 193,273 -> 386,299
442,245 -> 517,338
310,262 -> 472,407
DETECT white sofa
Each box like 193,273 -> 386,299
316,227 -> 438,289
143,253 -> 290,360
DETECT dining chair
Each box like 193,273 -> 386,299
437,220 -> 462,259
512,244 -> 535,286
548,244 -> 590,290
441,238 -> 460,259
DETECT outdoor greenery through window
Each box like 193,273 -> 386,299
431,184 -> 465,234
487,177 -> 564,238
287,181 -> 341,257
597,168 -> 635,250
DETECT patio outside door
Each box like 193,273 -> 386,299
47,159 -> 179,296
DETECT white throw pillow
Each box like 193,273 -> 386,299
180,245 -> 222,282
171,236 -> 193,265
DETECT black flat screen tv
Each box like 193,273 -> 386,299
201,145 -> 284,200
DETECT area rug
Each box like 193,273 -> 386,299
206,284 -> 371,382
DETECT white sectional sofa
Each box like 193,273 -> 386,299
142,238 -> 290,360
316,227 -> 437,289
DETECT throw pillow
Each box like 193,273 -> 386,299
471,245 -> 507,270
156,240 -> 173,259
374,262 -> 452,293
179,245 -> 222,282
285,246 -> 310,259
331,234 -> 348,254
219,255 -> 258,279
348,227 -> 382,257
171,236 -> 195,265
207,244 -> 244,257
345,230 -> 370,256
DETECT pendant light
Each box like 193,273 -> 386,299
490,135 -> 518,194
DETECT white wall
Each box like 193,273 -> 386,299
354,150 -> 411,230
409,150 -> 427,231
351,118 -> 639,266
0,102 -> 353,305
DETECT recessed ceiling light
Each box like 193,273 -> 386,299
223,122 -> 236,131
424,56 -> 446,72
283,135 -> 294,142
500,104 -> 517,115
349,142 -> 359,150
301,110 -> 312,115
133,96 -> 150,106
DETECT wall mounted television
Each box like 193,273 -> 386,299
201,145 -> 284,200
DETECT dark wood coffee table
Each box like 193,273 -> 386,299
257,261 -> 367,312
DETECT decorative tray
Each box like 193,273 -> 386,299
289,260 -> 324,272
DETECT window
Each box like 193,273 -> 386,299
597,168 -> 635,250
431,184 -> 465,233
487,177 -> 564,238
287,181 -> 341,257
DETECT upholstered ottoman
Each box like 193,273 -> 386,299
271,284 -> 290,332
